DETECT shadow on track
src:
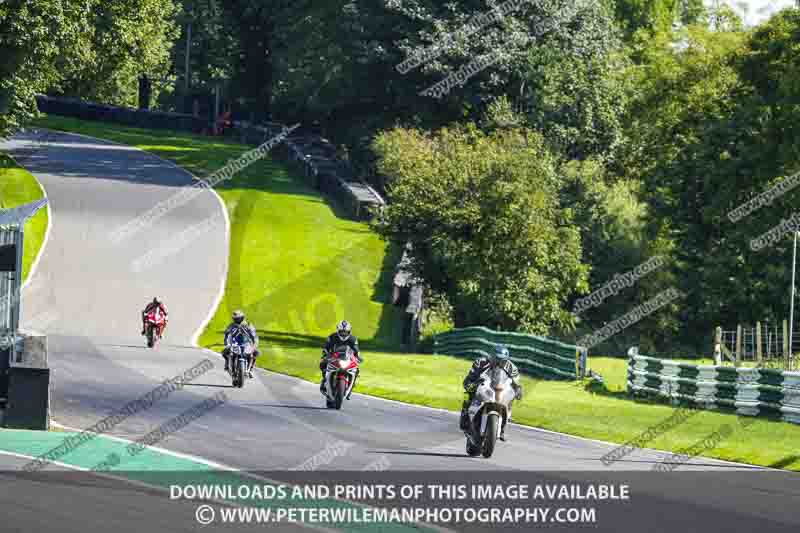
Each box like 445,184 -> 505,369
367,450 -> 469,459
182,383 -> 235,389
233,403 -> 329,411
575,457 -> 763,469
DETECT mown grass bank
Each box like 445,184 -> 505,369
0,153 -> 48,281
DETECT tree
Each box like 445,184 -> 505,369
373,124 -> 588,334
56,0 -> 180,107
560,157 -> 678,353
617,12 -> 800,351
0,0 -> 93,135
216,0 -> 346,122
0,0 -> 182,133
273,0 -> 624,189
613,0 -> 706,37
519,45 -> 633,163
386,0 -> 619,110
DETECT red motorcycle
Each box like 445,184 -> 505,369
323,347 -> 360,410
144,308 -> 167,348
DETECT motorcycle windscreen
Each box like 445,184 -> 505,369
489,367 -> 506,387
333,345 -> 352,358
489,367 -> 515,405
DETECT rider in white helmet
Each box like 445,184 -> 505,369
319,320 -> 362,396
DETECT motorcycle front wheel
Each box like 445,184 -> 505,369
334,378 -> 347,410
482,414 -> 499,458
236,359 -> 247,388
146,326 -> 155,348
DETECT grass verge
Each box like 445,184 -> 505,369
32,113 -> 800,472
0,153 -> 48,282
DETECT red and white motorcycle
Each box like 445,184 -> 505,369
322,346 -> 360,410
144,308 -> 167,348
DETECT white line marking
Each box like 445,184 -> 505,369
20,154 -> 52,290
0,449 -> 90,471
46,421 -> 449,532
190,187 -> 229,347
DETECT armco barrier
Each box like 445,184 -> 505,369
283,132 -> 385,221
434,326 -> 586,380
35,95 -> 208,134
626,350 -> 800,424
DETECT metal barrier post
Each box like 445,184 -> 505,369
0,200 -> 47,366
12,221 -> 23,363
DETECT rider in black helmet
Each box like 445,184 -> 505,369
141,297 -> 168,336
319,320 -> 362,396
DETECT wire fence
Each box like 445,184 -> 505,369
716,322 -> 800,370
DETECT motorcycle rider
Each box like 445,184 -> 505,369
222,310 -> 260,378
459,344 -> 523,441
141,297 -> 168,337
319,320 -> 362,397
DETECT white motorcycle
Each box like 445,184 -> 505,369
464,364 -> 516,458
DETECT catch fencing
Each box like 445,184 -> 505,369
627,350 -> 800,424
434,326 -> 587,380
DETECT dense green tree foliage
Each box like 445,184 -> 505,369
373,124 -> 588,333
0,0 -> 91,134
613,0 -> 705,36
626,9 -> 800,352
0,0 -> 179,134
58,0 -> 180,106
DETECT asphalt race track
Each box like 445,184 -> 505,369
0,455 -> 300,533
2,129 -> 800,532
